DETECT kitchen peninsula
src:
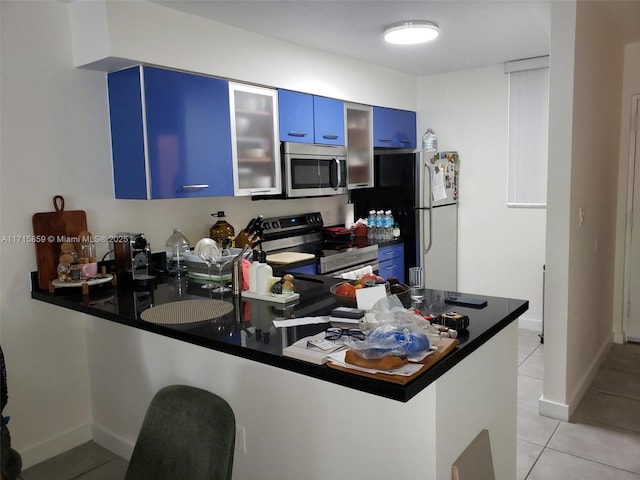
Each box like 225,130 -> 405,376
32,272 -> 527,479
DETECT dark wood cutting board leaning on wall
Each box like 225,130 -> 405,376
32,195 -> 88,290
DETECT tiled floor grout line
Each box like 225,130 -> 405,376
589,388 -> 640,403
573,407 -> 640,436
523,420 -> 560,480
542,445 -> 640,477
68,460 -> 113,480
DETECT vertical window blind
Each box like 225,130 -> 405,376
506,56 -> 549,207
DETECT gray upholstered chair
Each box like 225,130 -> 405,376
125,385 -> 235,480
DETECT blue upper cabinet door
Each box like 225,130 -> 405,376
313,96 -> 345,146
108,68 -> 148,199
278,90 -> 314,143
144,67 -> 233,198
373,107 -> 417,148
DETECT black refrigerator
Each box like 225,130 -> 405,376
350,149 -> 459,290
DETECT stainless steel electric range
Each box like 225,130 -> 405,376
259,212 -> 378,277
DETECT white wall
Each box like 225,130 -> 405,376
0,0 -> 419,467
613,41 -> 640,340
541,1 -> 575,419
564,0 -> 624,410
70,0 -> 418,110
417,66 -> 546,329
542,0 -> 627,420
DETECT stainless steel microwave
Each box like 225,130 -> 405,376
282,142 -> 347,198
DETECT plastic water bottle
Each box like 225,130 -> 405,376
422,128 -> 438,152
165,228 -> 190,277
385,210 -> 394,240
376,210 -> 384,241
381,211 -> 388,240
367,210 -> 376,241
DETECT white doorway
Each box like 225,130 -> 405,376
625,95 -> 640,341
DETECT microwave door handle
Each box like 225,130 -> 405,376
329,157 -> 340,189
335,157 -> 342,190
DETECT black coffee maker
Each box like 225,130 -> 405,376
112,233 -> 155,285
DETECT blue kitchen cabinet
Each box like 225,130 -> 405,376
313,96 -> 345,145
378,242 -> 405,282
372,107 -> 417,149
278,90 -> 314,144
278,90 -> 344,145
108,66 -> 233,199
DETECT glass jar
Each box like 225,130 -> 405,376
70,262 -> 81,282
57,261 -> 71,282
165,228 -> 190,277
78,231 -> 98,279
209,211 -> 235,248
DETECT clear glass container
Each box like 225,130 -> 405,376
79,231 -> 97,264
165,228 -> 190,277
209,212 -> 235,248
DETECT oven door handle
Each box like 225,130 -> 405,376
327,262 -> 379,278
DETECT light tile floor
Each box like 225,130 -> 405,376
517,328 -> 640,480
19,329 -> 640,480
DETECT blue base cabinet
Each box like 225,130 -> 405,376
372,107 -> 416,149
378,242 -> 405,282
108,66 -> 233,199
278,90 -> 345,145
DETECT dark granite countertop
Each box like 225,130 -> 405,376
31,271 -> 528,402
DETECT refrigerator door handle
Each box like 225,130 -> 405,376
424,161 -> 433,255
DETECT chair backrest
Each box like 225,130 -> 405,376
125,385 -> 235,480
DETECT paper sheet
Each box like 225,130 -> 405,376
432,166 -> 447,202
355,285 -> 387,310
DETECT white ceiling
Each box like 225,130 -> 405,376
150,0 -> 553,76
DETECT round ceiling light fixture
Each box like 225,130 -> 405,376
383,21 -> 440,45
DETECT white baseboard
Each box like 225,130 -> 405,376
91,422 -> 135,461
539,334 -> 613,421
518,316 -> 542,334
613,332 -> 626,344
19,423 -> 92,469
538,395 -> 570,421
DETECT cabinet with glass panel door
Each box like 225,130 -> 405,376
229,83 -> 281,196
345,102 -> 373,189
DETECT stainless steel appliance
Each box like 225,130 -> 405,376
282,142 -> 347,198
350,150 -> 459,291
112,232 -> 155,284
260,212 -> 378,277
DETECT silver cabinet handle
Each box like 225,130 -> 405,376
322,134 -> 339,140
181,184 -> 209,190
401,139 -> 412,144
287,131 -> 308,137
377,138 -> 392,143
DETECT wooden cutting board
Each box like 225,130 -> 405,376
265,252 -> 316,264
32,195 -> 88,290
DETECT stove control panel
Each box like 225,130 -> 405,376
261,212 -> 323,236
